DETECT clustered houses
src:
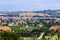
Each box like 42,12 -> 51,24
0,12 -> 60,23
19,12 -> 56,20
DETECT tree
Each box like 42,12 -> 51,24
1,31 -> 10,40
1,31 -> 19,40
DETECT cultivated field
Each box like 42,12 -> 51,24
0,26 -> 11,31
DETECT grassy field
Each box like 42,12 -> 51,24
20,27 -> 39,31
20,37 -> 37,40
10,26 -> 20,31
10,25 -> 39,31
45,34 -> 58,40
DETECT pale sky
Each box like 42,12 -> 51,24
0,0 -> 60,11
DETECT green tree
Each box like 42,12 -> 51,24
1,31 -> 19,40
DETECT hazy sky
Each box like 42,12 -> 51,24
0,0 -> 60,11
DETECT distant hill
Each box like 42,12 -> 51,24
0,9 -> 60,16
34,9 -> 60,15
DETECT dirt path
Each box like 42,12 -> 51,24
37,32 -> 44,40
